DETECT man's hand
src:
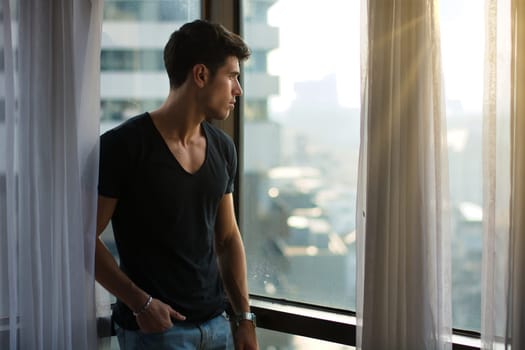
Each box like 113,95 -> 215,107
234,321 -> 259,350
135,298 -> 186,333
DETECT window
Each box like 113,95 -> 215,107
241,0 -> 360,315
244,50 -> 268,73
98,0 -> 487,347
244,100 -> 269,122
103,0 -> 200,21
100,99 -> 163,123
240,0 -> 486,343
100,1 -> 201,124
441,0 -> 485,332
101,49 -> 164,71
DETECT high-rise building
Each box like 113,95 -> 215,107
100,1 -> 200,131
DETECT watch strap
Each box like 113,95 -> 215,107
235,312 -> 256,327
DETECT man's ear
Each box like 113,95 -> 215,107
193,64 -> 208,87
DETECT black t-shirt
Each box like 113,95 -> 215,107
98,112 -> 237,329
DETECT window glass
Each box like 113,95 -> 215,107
101,0 -> 200,131
441,0 -> 485,331
103,0 -> 199,21
101,49 -> 164,71
242,0 -> 486,333
100,99 -> 164,123
241,0 -> 360,311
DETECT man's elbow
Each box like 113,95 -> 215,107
215,229 -> 241,256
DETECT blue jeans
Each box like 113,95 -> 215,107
116,312 -> 233,350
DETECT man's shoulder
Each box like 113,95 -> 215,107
202,121 -> 234,145
101,113 -> 150,141
104,112 -> 149,134
202,121 -> 237,169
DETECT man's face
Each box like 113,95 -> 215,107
201,56 -> 243,121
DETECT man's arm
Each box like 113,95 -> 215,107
95,195 -> 185,332
215,193 -> 258,350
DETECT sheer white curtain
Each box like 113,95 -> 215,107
356,1 -> 452,349
0,0 -> 103,349
482,0 -> 525,348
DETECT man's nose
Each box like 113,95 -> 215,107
234,80 -> 243,96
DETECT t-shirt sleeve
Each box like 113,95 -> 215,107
98,129 -> 130,198
225,137 -> 237,194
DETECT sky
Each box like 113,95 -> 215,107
439,0 -> 485,113
266,0 -> 361,111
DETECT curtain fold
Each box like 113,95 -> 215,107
0,0 -> 103,349
1,1 -> 19,349
507,3 -> 525,348
357,1 -> 452,349
481,0 -> 511,347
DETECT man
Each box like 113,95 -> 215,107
95,20 -> 258,350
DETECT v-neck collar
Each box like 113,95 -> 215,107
146,112 -> 208,176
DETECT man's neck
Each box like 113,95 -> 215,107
150,88 -> 205,145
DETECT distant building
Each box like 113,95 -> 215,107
100,1 -> 200,126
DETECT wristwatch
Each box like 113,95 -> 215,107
235,312 -> 257,327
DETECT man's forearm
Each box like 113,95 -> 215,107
95,238 -> 149,312
217,232 -> 251,314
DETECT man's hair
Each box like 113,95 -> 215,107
164,20 -> 251,88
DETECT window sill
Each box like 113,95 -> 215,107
251,295 -> 355,346
249,295 -> 481,350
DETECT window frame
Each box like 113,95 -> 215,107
204,1 -> 482,349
